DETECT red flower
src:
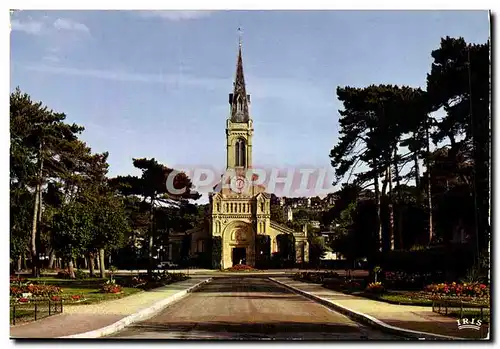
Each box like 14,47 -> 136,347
71,295 -> 81,300
18,297 -> 29,303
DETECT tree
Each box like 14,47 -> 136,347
426,37 -> 490,256
110,158 -> 200,277
270,194 -> 286,224
10,88 -> 85,277
50,202 -> 93,278
331,85 -> 413,252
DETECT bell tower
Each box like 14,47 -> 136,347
226,36 -> 253,172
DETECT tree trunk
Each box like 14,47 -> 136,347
99,248 -> 106,278
47,248 -> 55,269
68,258 -> 76,279
414,150 -> 421,196
22,252 -> 27,270
387,164 -> 395,251
394,149 -> 403,249
425,119 -> 434,244
88,250 -> 95,277
148,194 -> 156,278
30,142 -> 45,278
373,162 -> 382,253
17,255 -> 22,272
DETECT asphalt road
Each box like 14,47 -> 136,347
111,277 -> 402,340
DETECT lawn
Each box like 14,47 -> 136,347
21,277 -> 143,305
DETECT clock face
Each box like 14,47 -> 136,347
230,176 -> 248,193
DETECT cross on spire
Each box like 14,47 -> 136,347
238,27 -> 243,48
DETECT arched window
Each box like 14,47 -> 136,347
235,138 -> 246,167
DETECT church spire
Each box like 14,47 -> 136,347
229,29 -> 250,123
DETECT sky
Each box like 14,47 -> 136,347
10,10 -> 490,201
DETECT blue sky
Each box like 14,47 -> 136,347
10,10 -> 490,199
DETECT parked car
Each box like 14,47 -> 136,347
157,261 -> 178,269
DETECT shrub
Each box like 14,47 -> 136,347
343,279 -> 363,291
372,244 -> 475,275
57,270 -> 71,279
293,271 -> 340,283
383,271 -> 444,290
130,276 -> 147,287
366,282 -> 385,294
74,269 -> 87,279
71,295 -> 82,301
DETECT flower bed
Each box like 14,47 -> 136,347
10,284 -> 62,297
425,282 -> 489,298
224,264 -> 259,272
10,275 -> 28,285
366,282 -> 385,294
100,280 -> 122,294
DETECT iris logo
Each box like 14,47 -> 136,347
456,318 -> 482,331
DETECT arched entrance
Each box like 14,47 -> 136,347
221,221 -> 255,268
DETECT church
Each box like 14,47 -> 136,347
170,41 -> 309,269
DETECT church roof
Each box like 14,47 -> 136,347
256,192 -> 271,199
229,42 -> 250,123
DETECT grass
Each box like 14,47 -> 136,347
357,291 -> 435,306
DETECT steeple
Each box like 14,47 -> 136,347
229,32 -> 250,123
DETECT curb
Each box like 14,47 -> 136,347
269,277 -> 465,341
60,278 -> 213,339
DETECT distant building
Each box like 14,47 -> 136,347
310,220 -> 320,229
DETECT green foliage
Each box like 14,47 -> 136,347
74,269 -> 87,280
308,234 -> 329,266
109,158 -> 201,275
211,236 -> 222,269
276,234 -> 295,262
328,36 -> 490,271
270,203 -> 285,224
50,202 -> 93,259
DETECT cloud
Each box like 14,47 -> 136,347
10,18 -> 44,35
21,64 -> 337,114
42,55 -> 60,63
53,18 -> 90,34
11,16 -> 90,36
138,10 -> 214,21
22,64 -> 228,89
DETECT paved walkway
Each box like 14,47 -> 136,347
272,277 -> 489,340
111,277 -> 399,340
10,277 -> 209,339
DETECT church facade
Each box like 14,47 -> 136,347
169,42 -> 309,269
207,42 -> 309,269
